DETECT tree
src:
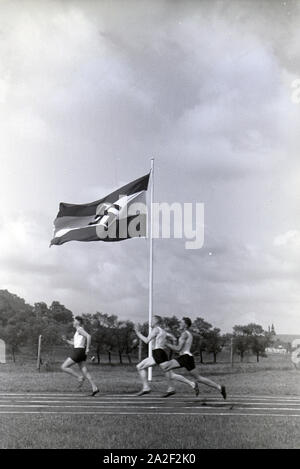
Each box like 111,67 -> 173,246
88,312 -> 116,364
205,328 -> 223,363
0,290 -> 33,320
0,310 -> 31,362
233,323 -> 270,362
232,325 -> 251,362
26,305 -> 68,363
87,313 -> 135,365
50,301 -> 73,324
192,317 -> 213,363
0,291 -> 34,361
0,291 -> 73,363
113,320 -> 135,364
0,323 -> 25,362
250,335 -> 270,362
247,325 -> 272,362
233,335 -> 249,362
33,302 -> 49,318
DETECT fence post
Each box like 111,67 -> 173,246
0,339 -> 5,364
138,338 -> 142,362
37,335 -> 42,372
230,337 -> 234,368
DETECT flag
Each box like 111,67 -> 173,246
50,173 -> 150,246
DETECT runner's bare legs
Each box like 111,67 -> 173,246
78,362 -> 98,393
61,357 -> 83,381
168,370 -> 195,390
162,359 -> 221,391
137,360 -> 175,393
190,370 -> 221,391
136,358 -> 152,392
164,370 -> 175,393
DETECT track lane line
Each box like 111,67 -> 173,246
0,411 -> 300,417
0,402 -> 300,411
1,393 -> 300,399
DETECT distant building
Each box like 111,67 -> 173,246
268,324 -> 276,336
266,345 -> 287,354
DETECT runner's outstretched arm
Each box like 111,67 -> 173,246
134,325 -> 157,344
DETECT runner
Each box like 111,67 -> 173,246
61,316 -> 99,396
134,315 -> 195,397
161,317 -> 227,399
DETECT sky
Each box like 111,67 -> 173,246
0,0 -> 300,333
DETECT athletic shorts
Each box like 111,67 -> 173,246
152,348 -> 168,365
176,354 -> 195,371
70,348 -> 87,363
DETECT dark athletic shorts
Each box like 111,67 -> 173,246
153,348 -> 168,365
70,348 -> 87,363
176,354 -> 195,371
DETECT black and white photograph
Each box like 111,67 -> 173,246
0,0 -> 300,453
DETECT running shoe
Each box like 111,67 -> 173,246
162,390 -> 176,398
136,389 -> 151,396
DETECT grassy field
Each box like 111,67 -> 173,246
0,354 -> 299,449
1,352 -> 299,394
1,414 -> 299,449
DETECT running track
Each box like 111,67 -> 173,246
0,393 -> 300,417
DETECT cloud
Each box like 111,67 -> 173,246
273,230 -> 300,247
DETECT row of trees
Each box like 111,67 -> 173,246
0,290 -> 276,363
81,313 -> 226,364
231,324 -> 274,362
0,290 -> 73,361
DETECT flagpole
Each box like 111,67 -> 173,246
148,158 -> 154,381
